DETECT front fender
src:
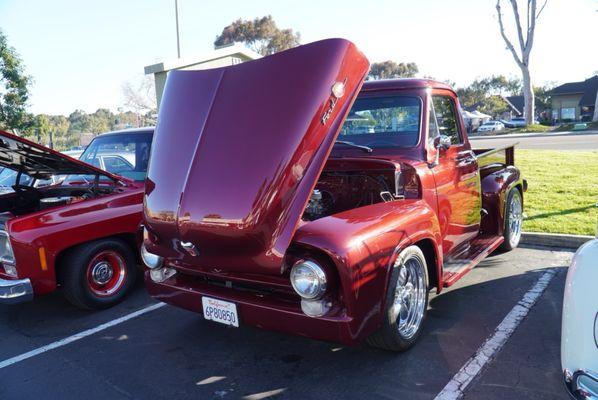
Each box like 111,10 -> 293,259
7,189 -> 143,295
292,199 -> 442,342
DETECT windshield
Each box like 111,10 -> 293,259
337,95 -> 421,149
66,131 -> 153,183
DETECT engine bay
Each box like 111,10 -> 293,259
0,185 -> 116,216
302,158 -> 418,221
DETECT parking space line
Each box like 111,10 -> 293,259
434,268 -> 558,400
0,302 -> 166,370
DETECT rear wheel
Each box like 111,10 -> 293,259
367,245 -> 428,352
59,239 -> 137,310
501,188 -> 523,251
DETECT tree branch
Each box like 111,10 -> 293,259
527,0 -> 531,41
536,0 -> 548,19
496,0 -> 524,67
509,0 -> 527,54
524,0 -> 538,62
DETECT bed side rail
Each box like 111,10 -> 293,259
473,142 -> 518,167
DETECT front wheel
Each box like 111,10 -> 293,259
59,239 -> 137,310
501,188 -> 523,251
367,245 -> 429,352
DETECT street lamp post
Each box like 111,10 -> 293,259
175,0 -> 181,58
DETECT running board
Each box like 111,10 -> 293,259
442,235 -> 504,287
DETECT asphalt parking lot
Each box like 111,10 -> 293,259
0,245 -> 573,400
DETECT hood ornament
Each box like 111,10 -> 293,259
180,241 -> 200,257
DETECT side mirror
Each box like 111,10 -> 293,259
428,135 -> 451,168
434,135 -> 451,151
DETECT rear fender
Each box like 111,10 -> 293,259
292,199 -> 442,342
480,166 -> 523,236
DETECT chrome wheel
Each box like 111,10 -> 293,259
508,191 -> 523,248
390,254 -> 427,340
85,250 -> 127,297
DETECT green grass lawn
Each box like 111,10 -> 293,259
516,150 -> 598,236
514,124 -> 552,133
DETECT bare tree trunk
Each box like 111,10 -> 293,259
521,67 -> 535,121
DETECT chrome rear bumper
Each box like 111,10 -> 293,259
0,277 -> 33,304
565,370 -> 598,400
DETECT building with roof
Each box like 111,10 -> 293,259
145,43 -> 261,109
503,95 -> 524,116
550,75 -> 598,122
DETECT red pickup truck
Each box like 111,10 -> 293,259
142,39 -> 525,351
0,128 -> 152,309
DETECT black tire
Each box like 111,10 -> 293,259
367,245 -> 429,352
500,188 -> 523,251
59,238 -> 137,310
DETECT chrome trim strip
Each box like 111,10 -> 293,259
0,277 -> 33,304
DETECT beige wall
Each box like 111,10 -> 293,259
152,55 -> 246,107
551,94 -> 582,120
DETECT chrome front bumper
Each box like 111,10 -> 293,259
565,370 -> 598,400
0,277 -> 33,304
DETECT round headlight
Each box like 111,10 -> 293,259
141,244 -> 163,269
290,260 -> 327,299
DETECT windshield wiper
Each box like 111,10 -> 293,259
334,140 -> 373,153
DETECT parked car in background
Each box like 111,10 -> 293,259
504,117 -> 527,128
142,39 -> 526,352
0,128 -> 154,309
503,117 -> 540,128
561,228 -> 598,399
0,168 -> 61,194
63,149 -> 84,159
477,120 -> 505,132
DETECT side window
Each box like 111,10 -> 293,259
103,156 -> 134,173
432,96 -> 461,145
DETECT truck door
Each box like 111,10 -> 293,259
429,93 -> 482,257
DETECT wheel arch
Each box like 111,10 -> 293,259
54,233 -> 139,286
412,238 -> 440,291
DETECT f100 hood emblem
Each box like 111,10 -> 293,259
321,79 -> 347,125
180,241 -> 199,257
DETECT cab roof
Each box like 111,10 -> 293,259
95,127 -> 154,138
361,78 -> 455,93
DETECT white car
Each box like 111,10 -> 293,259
561,231 -> 598,399
477,121 -> 505,132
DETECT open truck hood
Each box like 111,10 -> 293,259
144,38 -> 369,275
0,129 -> 121,181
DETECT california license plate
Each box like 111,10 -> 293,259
202,296 -> 239,327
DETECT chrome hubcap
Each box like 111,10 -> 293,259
390,255 -> 426,339
509,192 -> 523,247
91,262 -> 114,285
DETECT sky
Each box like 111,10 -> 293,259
0,0 -> 596,116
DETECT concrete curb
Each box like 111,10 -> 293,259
521,232 -> 594,250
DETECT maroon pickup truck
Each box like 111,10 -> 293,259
0,128 -> 152,309
142,39 -> 525,351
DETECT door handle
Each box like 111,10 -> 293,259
454,150 -> 475,161
455,150 -> 474,161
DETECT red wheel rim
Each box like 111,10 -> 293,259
85,250 -> 127,297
